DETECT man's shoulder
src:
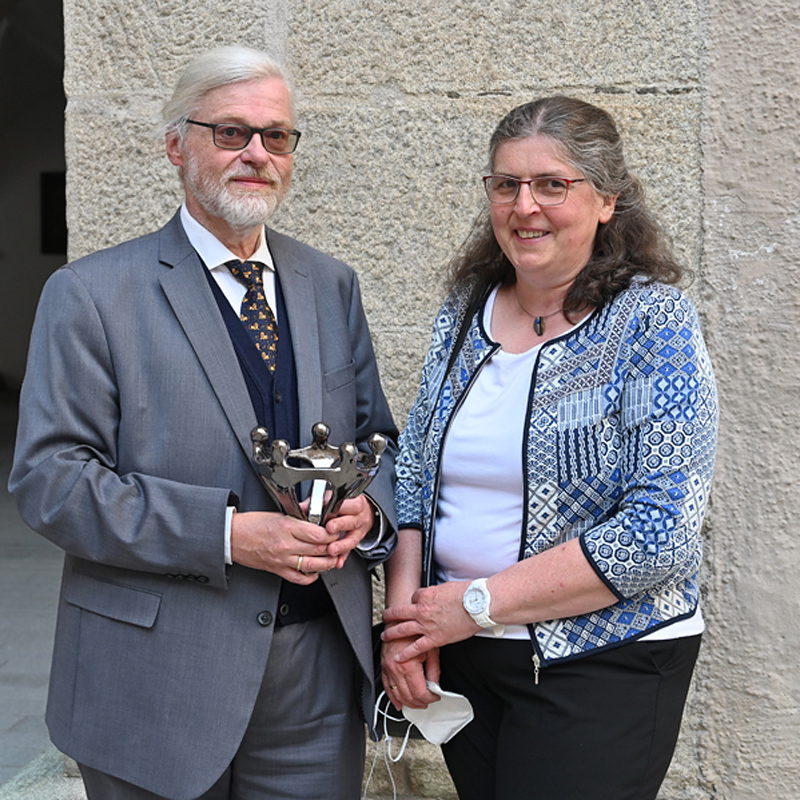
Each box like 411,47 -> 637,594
71,230 -> 159,267
64,215 -> 182,279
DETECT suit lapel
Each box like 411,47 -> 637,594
266,228 -> 323,444
157,216 -> 258,462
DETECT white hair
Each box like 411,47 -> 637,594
162,46 -> 295,140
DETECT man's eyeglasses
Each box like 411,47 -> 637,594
186,120 -> 301,154
483,175 -> 586,206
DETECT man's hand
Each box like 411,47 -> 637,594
230,511 -> 340,584
323,495 -> 375,568
381,633 -> 441,711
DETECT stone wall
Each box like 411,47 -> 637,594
62,1 -> 800,797
699,0 -> 800,796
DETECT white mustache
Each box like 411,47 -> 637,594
225,166 -> 280,184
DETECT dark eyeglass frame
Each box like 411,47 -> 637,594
186,119 -> 302,154
482,174 -> 586,206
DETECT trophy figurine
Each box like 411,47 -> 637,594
251,422 -> 387,525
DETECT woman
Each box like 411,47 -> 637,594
381,96 -> 718,800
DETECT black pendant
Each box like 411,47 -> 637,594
533,317 -> 544,336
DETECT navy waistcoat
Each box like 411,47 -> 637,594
204,263 -> 333,625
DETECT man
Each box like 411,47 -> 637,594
9,46 -> 397,800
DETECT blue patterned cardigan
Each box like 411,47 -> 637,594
395,280 -> 718,664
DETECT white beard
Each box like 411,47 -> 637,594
182,153 -> 289,232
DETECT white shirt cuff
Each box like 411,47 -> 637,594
225,506 -> 235,565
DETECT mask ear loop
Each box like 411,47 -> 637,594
362,691 -> 417,800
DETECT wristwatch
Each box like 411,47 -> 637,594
463,578 -> 505,636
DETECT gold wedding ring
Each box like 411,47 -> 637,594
296,555 -> 304,572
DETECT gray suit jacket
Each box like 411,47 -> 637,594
9,213 -> 397,799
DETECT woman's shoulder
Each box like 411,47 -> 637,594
607,279 -> 699,323
431,283 -> 480,331
577,282 -> 703,354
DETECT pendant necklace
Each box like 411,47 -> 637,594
513,285 -> 562,336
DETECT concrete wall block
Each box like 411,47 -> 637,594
288,0 -> 703,95
64,96 -> 180,259
699,0 -> 800,796
64,0 -> 288,94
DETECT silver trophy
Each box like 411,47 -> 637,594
251,422 -> 387,525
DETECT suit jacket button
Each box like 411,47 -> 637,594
274,390 -> 282,403
257,611 -> 273,627
279,603 -> 290,617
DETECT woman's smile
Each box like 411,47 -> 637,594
490,135 -> 615,289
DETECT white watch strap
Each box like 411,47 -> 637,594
466,579 -> 505,636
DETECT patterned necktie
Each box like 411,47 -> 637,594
226,260 -> 278,372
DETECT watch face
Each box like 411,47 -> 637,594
464,586 -> 487,614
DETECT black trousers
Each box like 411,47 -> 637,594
439,634 -> 701,800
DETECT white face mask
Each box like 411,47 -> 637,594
365,684 -> 474,800
372,681 -> 474,757
401,681 -> 474,745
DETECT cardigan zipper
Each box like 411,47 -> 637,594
521,344 -> 546,685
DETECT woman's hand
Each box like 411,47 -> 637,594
382,581 -> 480,664
380,527 -> 446,708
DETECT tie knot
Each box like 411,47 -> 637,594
227,259 -> 263,289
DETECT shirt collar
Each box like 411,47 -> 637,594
179,204 -> 275,272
